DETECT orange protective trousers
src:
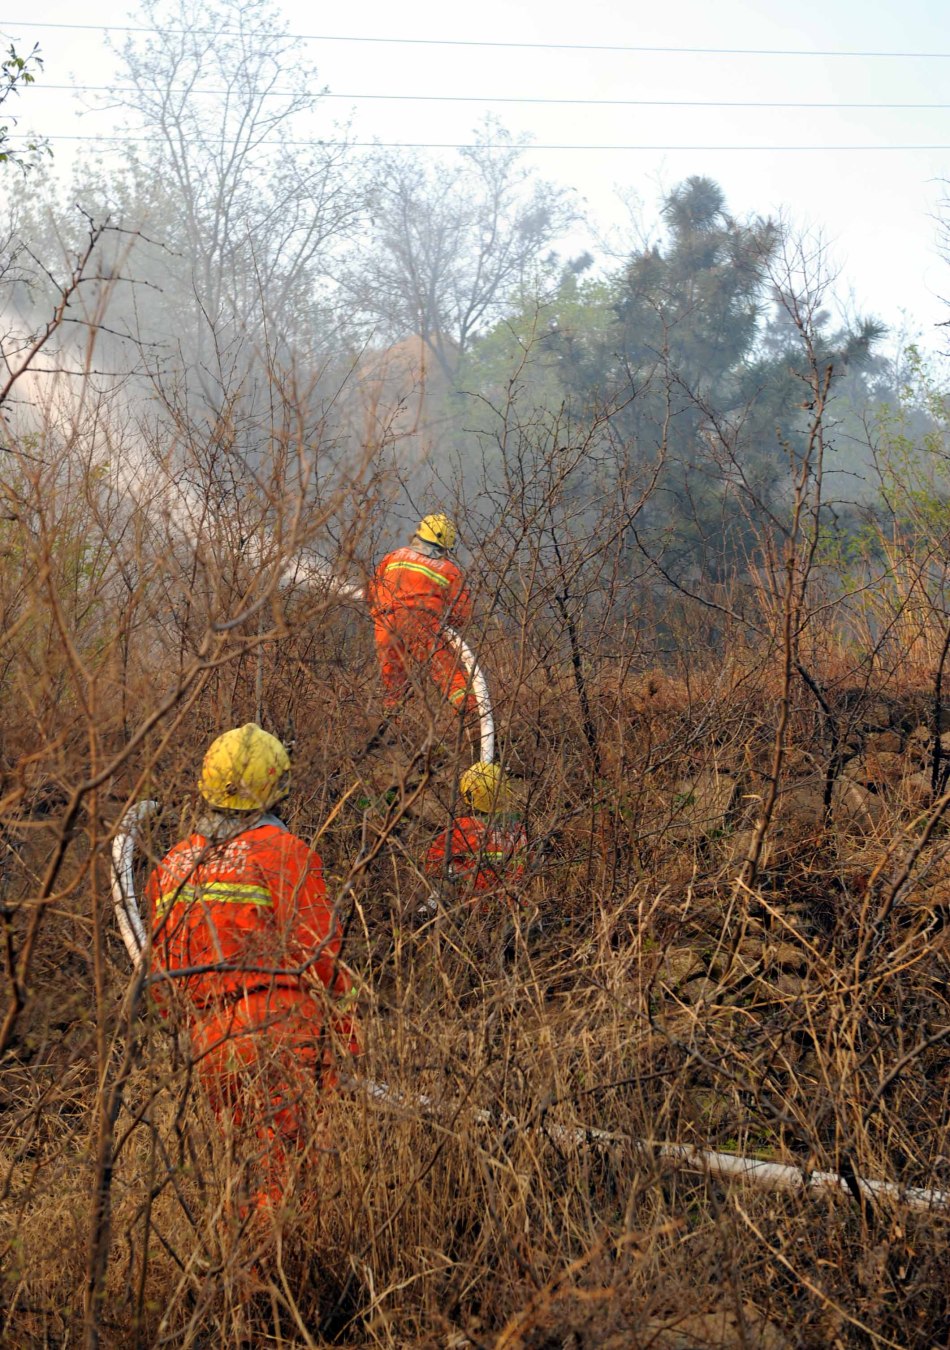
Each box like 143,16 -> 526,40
374,611 -> 476,720
188,987 -> 348,1211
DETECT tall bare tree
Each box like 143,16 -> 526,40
108,0 -> 364,391
348,118 -> 574,381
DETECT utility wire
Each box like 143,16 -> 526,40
11,134 -> 950,151
26,84 -> 950,109
4,20 -> 950,59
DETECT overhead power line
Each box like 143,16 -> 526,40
4,20 -> 950,59
12,134 -> 950,151
26,84 -> 950,110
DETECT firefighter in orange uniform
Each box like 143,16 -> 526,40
424,761 -> 529,917
367,513 -> 475,721
146,724 -> 359,1212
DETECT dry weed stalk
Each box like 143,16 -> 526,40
0,268 -> 948,1348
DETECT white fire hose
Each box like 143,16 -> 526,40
110,804 -> 947,1216
358,1077 -> 948,1213
444,627 -> 494,765
111,799 -> 157,968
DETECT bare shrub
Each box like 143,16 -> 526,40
1,268 -> 949,1350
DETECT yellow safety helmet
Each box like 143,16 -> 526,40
199,723 -> 291,812
460,760 -> 509,814
416,513 -> 457,551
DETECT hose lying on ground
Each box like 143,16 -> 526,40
357,1075 -> 948,1214
110,802 -> 948,1216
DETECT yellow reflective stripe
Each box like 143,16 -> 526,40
448,687 -> 468,704
201,881 -> 274,906
155,880 -> 274,917
155,888 -> 193,918
384,560 -> 451,588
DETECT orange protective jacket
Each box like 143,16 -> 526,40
425,814 -> 529,906
145,817 -> 353,1015
367,545 -> 471,629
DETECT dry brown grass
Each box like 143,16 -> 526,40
1,355 -> 949,1348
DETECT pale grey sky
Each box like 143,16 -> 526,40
5,0 -> 950,350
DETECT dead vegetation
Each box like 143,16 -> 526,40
2,559 -> 949,1347
1,273 -> 949,1348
